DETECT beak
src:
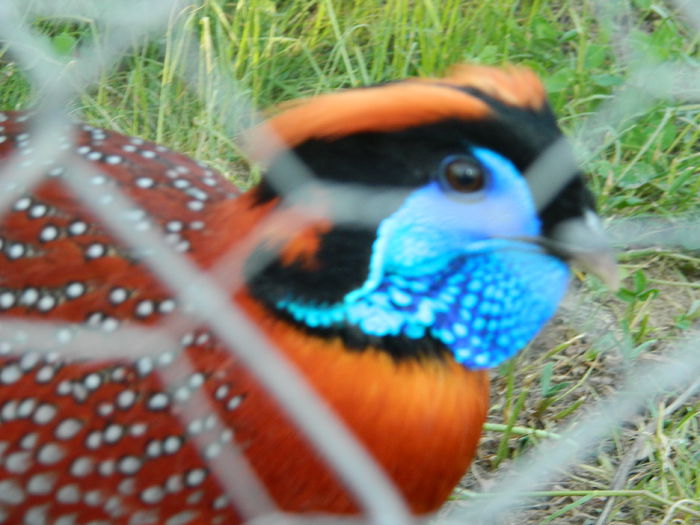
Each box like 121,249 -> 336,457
547,210 -> 620,291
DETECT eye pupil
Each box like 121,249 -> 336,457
442,157 -> 486,193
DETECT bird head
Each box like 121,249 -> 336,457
244,64 -> 617,369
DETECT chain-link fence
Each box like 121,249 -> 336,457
0,1 -> 698,524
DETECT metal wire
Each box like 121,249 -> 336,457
0,1 -> 698,524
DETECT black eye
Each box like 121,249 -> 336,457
439,156 -> 486,193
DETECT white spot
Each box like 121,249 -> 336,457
135,177 -> 155,188
118,455 -> 141,475
6,243 -> 25,259
17,398 -> 36,418
54,418 -> 83,440
187,419 -> 203,435
102,317 -> 119,332
140,150 -> 157,159
5,451 -> 32,473
27,473 -> 56,495
118,478 -> 136,496
84,489 -> 103,506
141,485 -> 164,504
105,155 -> 123,164
130,137 -> 144,145
0,480 -> 25,504
1,364 -> 21,384
90,175 -> 106,185
165,474 -> 183,493
173,386 -> 190,402
56,484 -> 81,504
28,204 -> 48,218
37,443 -> 65,465
97,402 -> 114,417
35,365 -> 56,383
215,385 -> 229,400
19,288 -> 39,305
204,442 -> 221,459
227,395 -> 244,411
163,436 -> 181,454
19,353 -> 39,370
146,440 -> 162,458
116,389 -> 136,409
187,200 -> 204,211
167,511 -> 199,525
103,423 -> 124,444
68,221 -> 88,236
20,432 -> 38,449
98,459 -> 115,476
166,220 -> 183,232
55,514 -> 78,525
189,221 -> 205,230
86,151 -> 102,161
85,243 -> 106,259
185,468 -> 206,487
85,431 -> 102,449
48,166 -> 64,177
172,179 -> 190,189
122,144 -> 137,152
111,366 -> 127,381
33,403 -> 57,424
175,240 -> 190,252
65,282 -> 86,299
39,224 -> 59,242
136,357 -> 153,376
188,373 -> 204,389
213,495 -> 228,510
70,456 -> 94,477
130,422 -> 147,436
84,373 -> 101,390
56,380 -> 72,395
76,145 -> 91,155
24,504 -> 49,525
135,300 -> 154,317
204,414 -> 217,430
147,393 -> 169,410
0,291 -> 15,309
186,188 -> 208,201
157,351 -> 174,367
13,197 -> 32,211
109,287 -> 128,304
37,294 -> 56,312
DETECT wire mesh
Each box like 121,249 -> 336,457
0,1 -> 698,524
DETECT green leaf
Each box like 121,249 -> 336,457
543,68 -> 574,94
633,270 -> 647,294
591,73 -> 623,87
584,45 -> 608,69
617,163 -> 657,189
51,33 -> 76,56
540,362 -> 553,397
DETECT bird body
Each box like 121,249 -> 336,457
0,65 -> 614,523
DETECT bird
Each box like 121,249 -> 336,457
0,64 -> 617,523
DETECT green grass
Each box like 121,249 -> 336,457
1,0 -> 699,523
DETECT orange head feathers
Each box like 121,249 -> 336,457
247,64 -> 549,163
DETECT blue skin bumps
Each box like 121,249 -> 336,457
277,147 -> 570,369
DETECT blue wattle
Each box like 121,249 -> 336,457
276,146 -> 571,369
277,240 -> 569,369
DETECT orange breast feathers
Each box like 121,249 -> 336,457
234,292 -> 490,514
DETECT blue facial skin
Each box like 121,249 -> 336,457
277,147 -> 571,369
